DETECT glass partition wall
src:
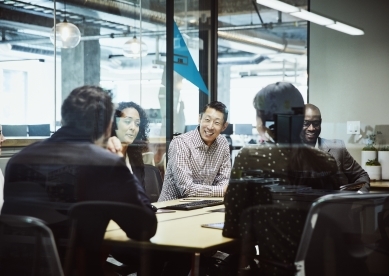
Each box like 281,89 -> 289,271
217,0 -> 308,138
0,0 -> 169,164
0,0 -> 307,153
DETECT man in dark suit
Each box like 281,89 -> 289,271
300,103 -> 370,192
2,86 -> 157,264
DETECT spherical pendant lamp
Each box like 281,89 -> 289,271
122,36 -> 148,58
50,20 -> 81,49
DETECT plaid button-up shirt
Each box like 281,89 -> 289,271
158,128 -> 231,201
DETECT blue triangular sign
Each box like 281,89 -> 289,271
173,21 -> 209,95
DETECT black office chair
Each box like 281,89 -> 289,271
2,124 -> 28,136
64,201 -> 157,276
239,193 -> 389,276
144,164 -> 163,202
28,124 -> 51,136
295,193 -> 389,276
0,215 -> 64,276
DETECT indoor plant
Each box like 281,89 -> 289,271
378,146 -> 389,180
361,134 -> 377,170
365,158 -> 381,181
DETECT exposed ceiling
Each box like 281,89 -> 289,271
0,0 -> 308,77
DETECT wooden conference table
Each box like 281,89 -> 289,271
104,198 -> 237,276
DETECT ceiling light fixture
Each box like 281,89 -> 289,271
0,59 -> 45,63
123,36 -> 148,58
50,1 -> 81,48
122,5 -> 148,59
256,0 -> 364,35
326,22 -> 365,36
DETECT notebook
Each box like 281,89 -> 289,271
201,222 -> 224,230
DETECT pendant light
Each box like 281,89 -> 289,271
123,35 -> 148,58
122,5 -> 148,58
50,1 -> 81,48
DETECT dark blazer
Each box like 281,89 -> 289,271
2,126 -> 156,239
319,137 -> 370,191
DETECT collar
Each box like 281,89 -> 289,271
190,126 -> 219,149
49,126 -> 94,143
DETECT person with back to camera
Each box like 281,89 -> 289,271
301,103 -> 370,193
222,82 -> 343,275
2,86 -> 157,273
158,101 -> 231,201
0,124 -> 5,212
111,101 -> 150,189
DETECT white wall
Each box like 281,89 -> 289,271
309,0 -> 389,163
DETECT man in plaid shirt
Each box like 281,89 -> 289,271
158,101 -> 231,201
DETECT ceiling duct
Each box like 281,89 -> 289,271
9,44 -> 55,56
218,30 -> 306,55
218,54 -> 268,65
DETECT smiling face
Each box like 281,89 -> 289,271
198,107 -> 228,146
115,107 -> 140,145
301,107 -> 322,146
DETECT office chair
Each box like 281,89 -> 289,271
155,152 -> 167,172
64,201 -> 157,276
234,124 -> 253,136
2,124 -> 28,136
0,215 -> 64,276
2,181 -> 70,225
239,193 -> 389,276
295,193 -> 389,276
2,181 -> 72,263
184,125 -> 197,133
144,164 -> 163,202
28,124 -> 51,136
142,152 -> 155,166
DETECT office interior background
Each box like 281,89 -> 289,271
0,0 -> 388,164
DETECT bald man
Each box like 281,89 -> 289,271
301,103 -> 370,192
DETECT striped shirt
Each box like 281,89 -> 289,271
158,128 -> 231,201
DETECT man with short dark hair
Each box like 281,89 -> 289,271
158,101 -> 231,201
301,103 -> 370,192
2,86 -> 157,260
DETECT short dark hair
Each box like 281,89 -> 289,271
201,101 -> 228,123
253,82 -> 304,122
61,85 -> 113,141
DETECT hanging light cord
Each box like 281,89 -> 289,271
64,1 -> 67,23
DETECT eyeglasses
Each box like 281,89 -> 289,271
303,120 -> 321,128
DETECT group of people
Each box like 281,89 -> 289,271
161,81 -> 369,202
0,82 -> 370,275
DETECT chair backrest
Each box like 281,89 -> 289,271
142,151 -> 155,166
2,181 -> 70,225
184,125 -> 197,133
28,124 -> 51,136
144,164 -> 163,202
0,157 -> 10,177
65,201 -> 157,276
155,152 -> 166,172
295,193 -> 389,276
0,215 -> 64,276
2,125 -> 28,136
